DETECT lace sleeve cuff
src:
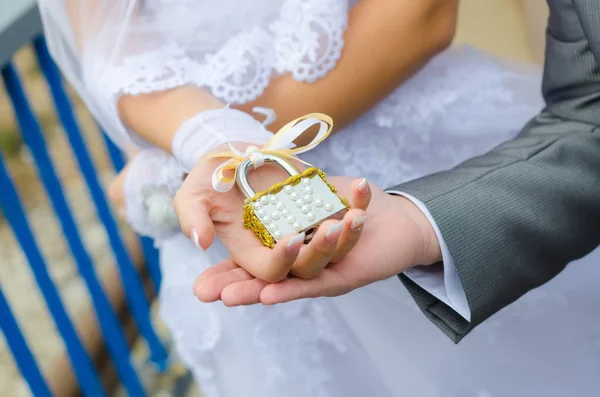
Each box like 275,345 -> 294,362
123,148 -> 186,246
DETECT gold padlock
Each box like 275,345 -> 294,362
236,153 -> 348,248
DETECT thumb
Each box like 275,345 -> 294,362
173,192 -> 215,250
349,178 -> 371,210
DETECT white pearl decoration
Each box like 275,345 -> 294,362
254,185 -> 346,237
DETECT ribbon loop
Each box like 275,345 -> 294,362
208,112 -> 334,192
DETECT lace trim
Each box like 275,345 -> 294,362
271,0 -> 348,83
90,0 -> 348,104
92,42 -> 196,98
202,27 -> 275,104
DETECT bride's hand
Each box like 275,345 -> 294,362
107,163 -> 131,218
174,145 -> 371,283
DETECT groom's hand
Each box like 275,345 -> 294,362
193,178 -> 442,306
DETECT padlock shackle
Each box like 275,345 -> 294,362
236,153 -> 301,199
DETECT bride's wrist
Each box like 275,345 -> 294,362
172,107 -> 273,172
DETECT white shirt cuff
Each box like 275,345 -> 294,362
386,190 -> 471,321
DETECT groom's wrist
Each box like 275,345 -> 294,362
390,195 -> 442,266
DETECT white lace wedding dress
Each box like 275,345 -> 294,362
39,1 -> 600,396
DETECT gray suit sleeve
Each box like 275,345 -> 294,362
391,112 -> 600,342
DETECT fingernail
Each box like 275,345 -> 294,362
191,228 -> 204,251
287,233 -> 306,253
357,178 -> 369,195
351,215 -> 367,232
326,223 -> 343,243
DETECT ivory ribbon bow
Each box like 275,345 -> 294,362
208,113 -> 333,192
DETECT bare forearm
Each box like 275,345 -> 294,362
118,86 -> 224,151
237,0 -> 458,135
